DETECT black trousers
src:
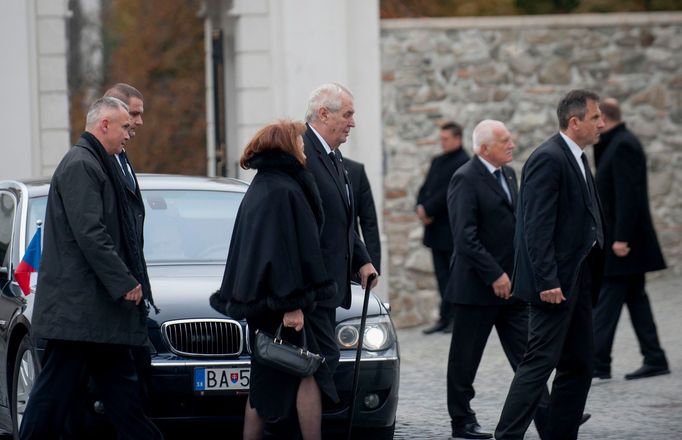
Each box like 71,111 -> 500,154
432,248 -> 453,323
593,273 -> 667,372
19,340 -> 163,440
447,302 -> 549,429
496,262 -> 594,440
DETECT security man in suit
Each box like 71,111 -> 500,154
417,121 -> 469,334
592,98 -> 669,381
343,157 -> 381,272
496,90 -> 605,440
60,83 -> 155,439
302,83 -> 378,377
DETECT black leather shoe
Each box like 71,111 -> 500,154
624,364 -> 670,380
451,422 -> 493,439
592,369 -> 611,379
580,413 -> 591,425
422,321 -> 449,334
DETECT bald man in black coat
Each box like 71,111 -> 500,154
592,98 -> 668,381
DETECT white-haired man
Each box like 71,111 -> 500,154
301,83 -> 378,382
445,120 -> 525,439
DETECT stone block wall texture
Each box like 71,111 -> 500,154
380,13 -> 682,328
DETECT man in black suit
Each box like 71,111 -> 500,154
343,157 -> 381,271
417,122 -> 469,334
592,98 -> 669,381
302,83 -> 378,376
445,120 -> 521,439
495,90 -> 605,440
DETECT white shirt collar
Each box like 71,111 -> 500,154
476,155 -> 499,174
559,131 -> 586,180
114,153 -> 125,172
308,124 -> 333,155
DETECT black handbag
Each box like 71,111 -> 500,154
253,324 -> 325,378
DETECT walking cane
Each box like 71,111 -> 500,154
346,272 -> 377,440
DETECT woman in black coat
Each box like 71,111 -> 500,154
210,121 -> 336,440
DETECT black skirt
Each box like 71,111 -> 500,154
247,310 -> 339,420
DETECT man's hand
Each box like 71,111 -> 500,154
539,287 -> 566,304
492,273 -> 512,299
359,263 -> 379,290
123,284 -> 142,305
612,241 -> 631,257
416,205 -> 433,225
283,309 -> 304,331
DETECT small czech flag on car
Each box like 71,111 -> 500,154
15,226 -> 42,296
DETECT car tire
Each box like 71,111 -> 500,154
11,335 -> 39,439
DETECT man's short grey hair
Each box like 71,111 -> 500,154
85,97 -> 128,128
557,89 -> 600,130
304,83 -> 353,123
472,120 -> 505,154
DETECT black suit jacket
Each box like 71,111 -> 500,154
445,156 -> 520,305
512,133 -> 604,304
594,123 -> 666,276
416,148 -> 469,251
343,158 -> 381,271
303,125 -> 371,309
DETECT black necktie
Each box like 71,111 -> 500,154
493,169 -> 511,203
580,153 -> 604,248
328,151 -> 350,205
328,151 -> 344,181
118,153 -> 135,191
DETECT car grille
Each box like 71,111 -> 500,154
161,319 -> 243,357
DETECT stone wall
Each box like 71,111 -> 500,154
380,13 -> 682,328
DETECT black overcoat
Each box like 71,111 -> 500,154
445,156 -> 520,305
416,148 -> 469,251
210,152 -> 338,419
32,133 -> 148,346
211,152 -> 336,319
302,125 -> 370,309
593,123 -> 666,276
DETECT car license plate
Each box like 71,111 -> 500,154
194,367 -> 250,391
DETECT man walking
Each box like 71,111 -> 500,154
495,90 -> 605,440
20,97 -> 162,440
302,83 -> 378,376
592,97 -> 669,380
445,120 -> 520,439
417,122 -> 469,334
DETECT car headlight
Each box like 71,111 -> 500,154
335,315 -> 396,351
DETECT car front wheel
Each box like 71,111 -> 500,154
11,335 -> 38,438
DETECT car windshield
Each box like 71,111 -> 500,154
143,190 -> 242,264
27,189 -> 243,264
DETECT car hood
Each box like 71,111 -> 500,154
146,264 -> 226,327
146,264 -> 385,327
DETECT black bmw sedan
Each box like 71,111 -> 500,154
0,174 -> 399,439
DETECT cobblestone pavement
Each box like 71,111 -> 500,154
393,274 -> 682,439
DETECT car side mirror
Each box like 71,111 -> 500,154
8,281 -> 24,298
